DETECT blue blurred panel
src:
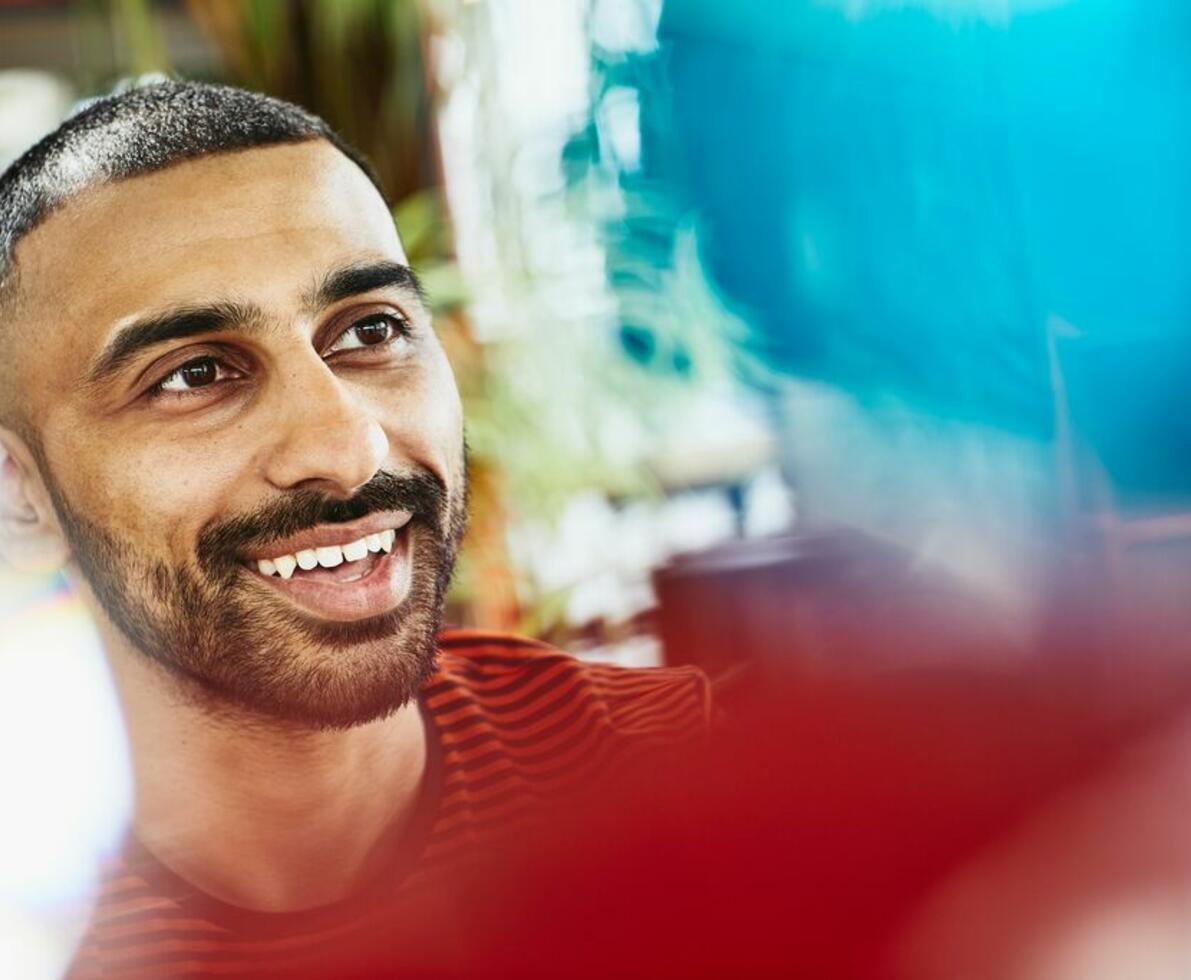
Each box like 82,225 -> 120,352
1002,1 -> 1191,336
651,0 -> 1191,462
1060,330 -> 1191,508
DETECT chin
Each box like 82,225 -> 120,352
155,589 -> 445,731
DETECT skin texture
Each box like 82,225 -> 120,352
0,140 -> 467,909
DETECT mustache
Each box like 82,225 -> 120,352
195,470 -> 447,572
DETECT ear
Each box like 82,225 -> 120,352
0,429 -> 70,574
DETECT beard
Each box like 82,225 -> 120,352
42,460 -> 468,730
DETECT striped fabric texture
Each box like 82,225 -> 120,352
67,631 -> 712,978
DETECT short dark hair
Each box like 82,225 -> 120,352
0,78 -> 386,433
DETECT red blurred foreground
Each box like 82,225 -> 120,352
200,530 -> 1191,978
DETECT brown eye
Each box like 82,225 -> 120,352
327,313 -> 408,354
181,359 -> 217,386
158,356 -> 223,393
355,318 -> 392,346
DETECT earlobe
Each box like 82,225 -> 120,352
0,432 -> 70,574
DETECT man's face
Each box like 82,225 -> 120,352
10,140 -> 467,729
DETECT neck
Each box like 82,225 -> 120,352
106,640 -> 429,913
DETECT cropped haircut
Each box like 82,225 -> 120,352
0,79 -> 386,437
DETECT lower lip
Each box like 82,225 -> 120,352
247,528 -> 413,622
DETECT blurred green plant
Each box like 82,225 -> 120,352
185,0 -> 435,203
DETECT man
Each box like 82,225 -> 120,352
0,80 -> 710,978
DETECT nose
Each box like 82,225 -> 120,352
263,358 -> 390,498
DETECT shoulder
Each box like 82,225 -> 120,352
428,629 -> 712,743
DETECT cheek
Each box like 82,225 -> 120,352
378,352 -> 464,484
45,418 -> 250,558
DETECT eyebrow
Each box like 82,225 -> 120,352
305,260 -> 427,312
86,260 -> 427,388
86,301 -> 266,387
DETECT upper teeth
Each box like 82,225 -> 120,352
256,528 -> 397,580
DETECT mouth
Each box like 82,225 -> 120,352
244,522 -> 414,622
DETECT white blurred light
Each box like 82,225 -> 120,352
0,576 -> 132,976
660,491 -> 738,556
599,87 -> 642,172
744,466 -> 797,538
589,0 -> 663,53
489,0 -> 589,131
0,598 -> 131,906
0,903 -> 68,980
0,71 -> 74,171
1023,892 -> 1191,980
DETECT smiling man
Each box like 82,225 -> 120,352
0,81 -> 710,978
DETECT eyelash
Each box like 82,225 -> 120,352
146,313 -> 411,401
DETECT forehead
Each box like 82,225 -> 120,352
10,140 -> 403,423
14,139 -> 401,352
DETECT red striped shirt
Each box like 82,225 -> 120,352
67,630 -> 711,978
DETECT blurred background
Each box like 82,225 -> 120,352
3,0 -> 1191,976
